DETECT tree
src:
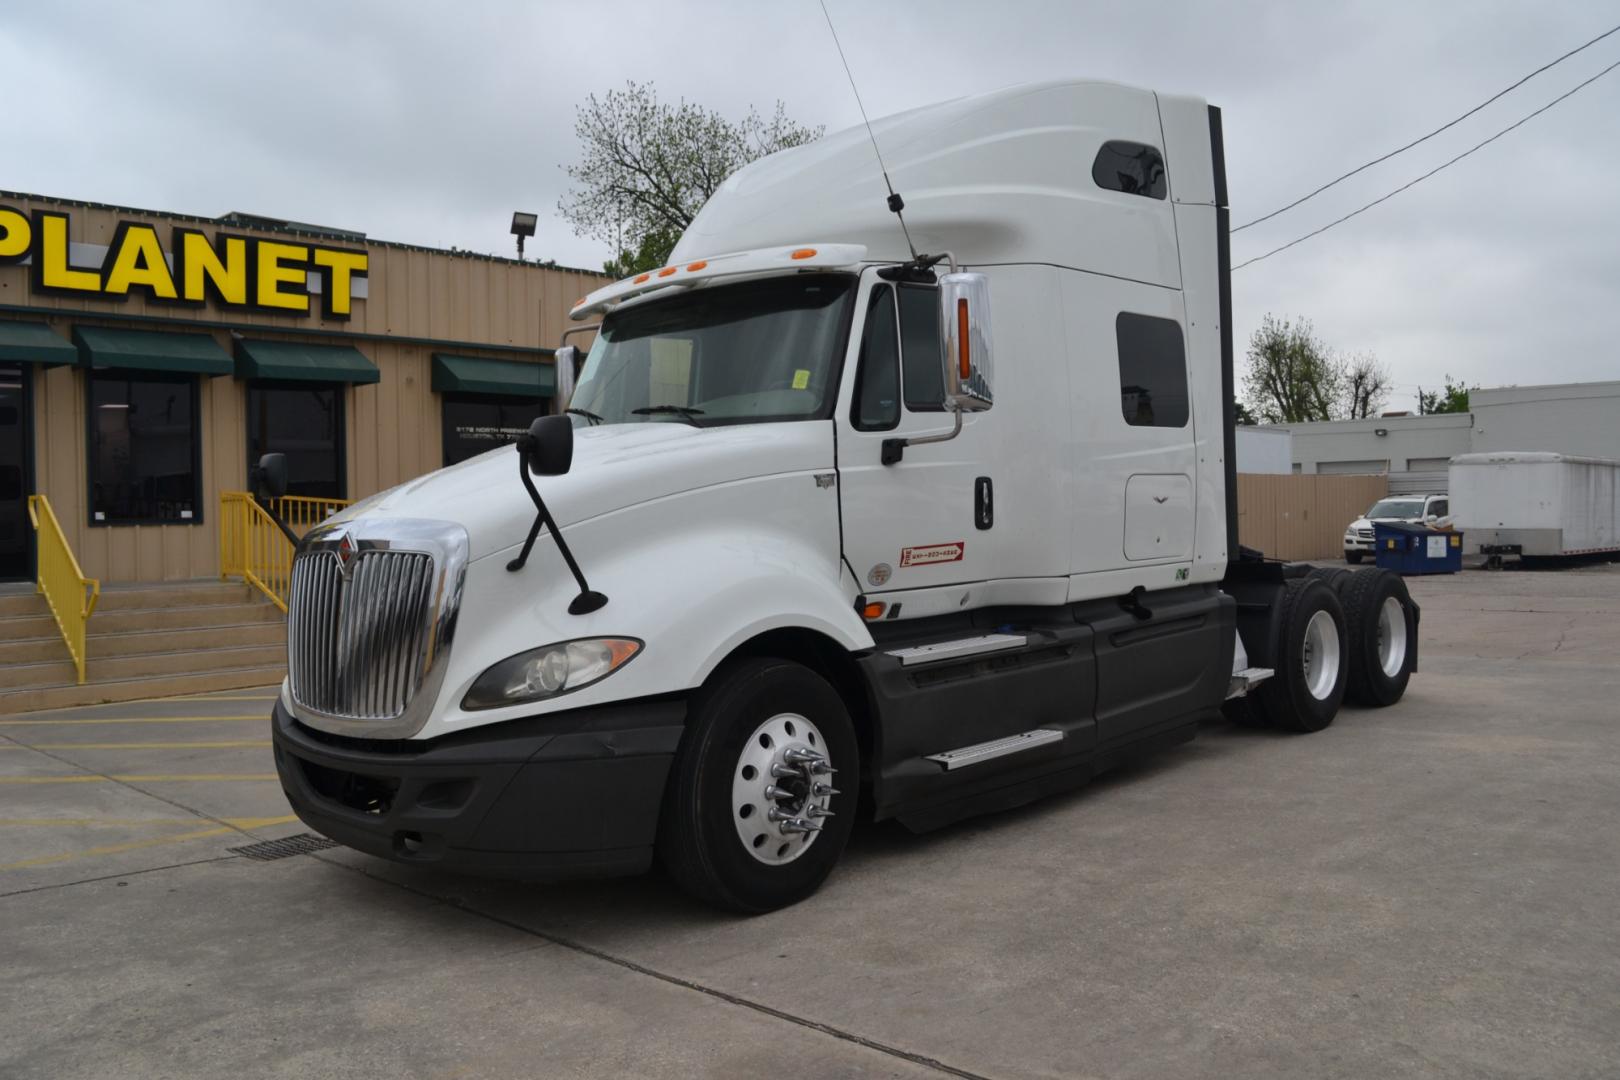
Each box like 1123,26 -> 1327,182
560,82 -> 824,277
1419,376 -> 1474,415
1338,353 -> 1392,420
1241,315 -> 1339,423
1233,400 -> 1258,426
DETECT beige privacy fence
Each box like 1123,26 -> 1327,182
1236,474 -> 1389,561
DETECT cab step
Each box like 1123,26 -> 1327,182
1226,666 -> 1274,700
925,728 -> 1063,771
886,632 -> 1027,667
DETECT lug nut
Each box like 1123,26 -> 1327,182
769,763 -> 801,780
811,782 -> 840,797
763,784 -> 797,801
782,747 -> 826,767
806,805 -> 834,819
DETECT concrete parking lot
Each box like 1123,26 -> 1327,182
4,563 -> 1619,1079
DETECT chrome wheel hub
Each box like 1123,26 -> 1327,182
732,712 -> 836,866
1302,609 -> 1341,701
1376,595 -> 1407,678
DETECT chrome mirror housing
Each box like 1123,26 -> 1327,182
554,344 -> 579,408
939,272 -> 994,411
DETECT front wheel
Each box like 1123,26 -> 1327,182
1345,551 -> 1364,565
657,657 -> 859,913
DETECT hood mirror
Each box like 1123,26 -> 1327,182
517,415 -> 574,476
251,452 -> 288,500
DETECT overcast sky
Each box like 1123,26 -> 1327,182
4,1 -> 1616,411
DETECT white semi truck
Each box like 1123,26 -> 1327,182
269,81 -> 1423,912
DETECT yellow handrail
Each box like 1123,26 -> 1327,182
27,495 -> 100,685
219,492 -> 351,611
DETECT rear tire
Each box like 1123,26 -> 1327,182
1345,551 -> 1364,564
1255,578 -> 1349,733
1340,569 -> 1416,706
657,657 -> 858,913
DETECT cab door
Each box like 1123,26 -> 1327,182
834,272 -> 992,603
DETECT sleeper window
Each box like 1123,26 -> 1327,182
1116,313 -> 1188,428
1092,141 -> 1167,199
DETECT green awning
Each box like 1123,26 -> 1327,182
235,339 -> 380,384
0,320 -> 77,367
73,326 -> 233,376
431,353 -> 554,397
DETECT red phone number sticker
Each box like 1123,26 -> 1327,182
899,542 -> 965,567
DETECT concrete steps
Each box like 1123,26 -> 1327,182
0,581 -> 288,714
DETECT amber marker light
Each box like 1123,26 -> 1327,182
657,266 -> 677,277
790,248 -> 817,260
572,297 -> 586,307
862,601 -> 886,620
686,260 -> 708,272
633,273 -> 651,284
956,298 -> 972,380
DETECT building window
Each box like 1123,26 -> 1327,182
1092,141 -> 1167,199
0,363 -> 31,580
246,383 -> 345,500
898,284 -> 944,411
1116,313 -> 1189,428
88,372 -> 200,525
441,393 -> 548,466
852,285 -> 899,431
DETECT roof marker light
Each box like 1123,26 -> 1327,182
686,260 -> 708,272
790,248 -> 817,260
572,297 -> 586,307
657,266 -> 676,277
633,273 -> 651,284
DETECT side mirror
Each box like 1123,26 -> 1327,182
554,345 -> 579,408
252,452 -> 288,500
939,272 -> 994,412
516,414 -> 574,476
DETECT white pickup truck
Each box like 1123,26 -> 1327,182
267,80 -> 1423,912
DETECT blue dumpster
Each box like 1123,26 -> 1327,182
1373,521 -> 1463,575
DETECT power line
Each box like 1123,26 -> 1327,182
1232,56 -> 1620,272
1233,21 -> 1620,233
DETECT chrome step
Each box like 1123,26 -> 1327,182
924,728 -> 1063,771
887,632 -> 1027,667
1226,666 -> 1274,699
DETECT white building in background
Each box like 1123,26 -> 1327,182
1234,426 -> 1292,474
1255,380 -> 1620,490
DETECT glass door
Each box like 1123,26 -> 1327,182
0,363 -> 30,580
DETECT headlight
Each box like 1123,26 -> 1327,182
462,638 -> 642,710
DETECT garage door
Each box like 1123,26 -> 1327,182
1405,457 -> 1452,471
1318,459 -> 1388,475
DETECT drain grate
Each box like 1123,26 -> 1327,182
229,833 -> 339,861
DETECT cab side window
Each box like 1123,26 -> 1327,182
852,285 -> 900,431
1429,498 -> 1449,517
898,285 -> 944,411
1116,312 -> 1188,428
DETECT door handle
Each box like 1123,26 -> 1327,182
975,476 -> 993,530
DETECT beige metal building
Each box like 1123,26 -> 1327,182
0,190 -> 609,586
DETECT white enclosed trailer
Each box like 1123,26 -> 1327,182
265,80 -> 1425,911
1450,451 -> 1620,559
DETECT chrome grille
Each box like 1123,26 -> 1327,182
288,549 -> 439,721
1357,528 -> 1375,539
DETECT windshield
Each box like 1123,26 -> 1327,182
569,274 -> 855,428
1366,499 -> 1425,519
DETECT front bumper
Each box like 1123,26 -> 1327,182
272,696 -> 685,880
1344,535 -> 1374,553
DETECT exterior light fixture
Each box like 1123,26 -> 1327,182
510,212 -> 538,261
1374,428 -> 1388,437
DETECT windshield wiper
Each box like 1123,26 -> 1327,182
565,407 -> 605,426
631,404 -> 706,425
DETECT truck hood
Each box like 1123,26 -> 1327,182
331,421 -> 834,561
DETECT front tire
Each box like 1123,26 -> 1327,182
1345,551 -> 1364,565
1255,577 -> 1349,733
657,657 -> 858,913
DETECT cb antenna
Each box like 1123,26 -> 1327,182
817,0 -> 918,262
